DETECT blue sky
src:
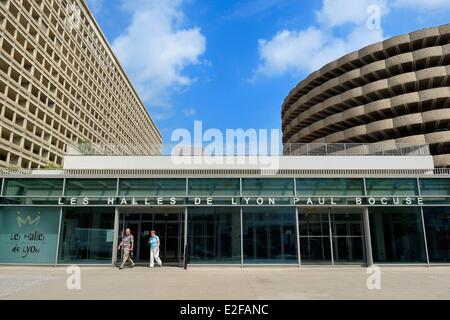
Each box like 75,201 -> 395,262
86,0 -> 450,144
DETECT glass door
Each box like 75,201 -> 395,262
330,208 -> 366,264
298,207 -> 366,265
152,213 -> 183,263
118,211 -> 184,266
298,207 -> 332,265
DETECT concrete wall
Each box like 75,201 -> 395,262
63,155 -> 435,170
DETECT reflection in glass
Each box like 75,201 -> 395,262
64,179 -> 117,197
330,210 -> 365,264
242,179 -> 294,196
0,207 -> 60,264
299,208 -> 331,264
299,208 -> 365,264
188,207 -> 241,264
243,207 -> 297,263
419,179 -> 450,196
119,179 -> 186,196
296,178 -> 364,196
58,208 -> 114,264
2,178 -> 63,196
369,207 -> 426,263
423,207 -> 450,262
188,178 -> 240,196
365,178 -> 418,196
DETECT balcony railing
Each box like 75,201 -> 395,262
283,143 -> 431,156
64,143 -> 431,157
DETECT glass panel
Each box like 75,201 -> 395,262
330,208 -> 366,264
243,207 -> 297,263
119,179 -> 186,197
300,237 -> 331,263
298,207 -> 331,264
296,178 -> 364,196
419,179 -> 450,196
140,215 -> 183,263
423,207 -> 450,263
188,207 -> 241,264
242,178 -> 294,196
188,178 -> 240,196
365,178 -> 418,196
65,179 -> 117,197
58,207 -> 114,264
369,207 -> 426,263
0,197 -> 61,206
0,207 -> 60,264
2,179 -> 63,196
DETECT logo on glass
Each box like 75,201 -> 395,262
16,211 -> 41,227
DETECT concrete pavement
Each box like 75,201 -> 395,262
0,266 -> 449,299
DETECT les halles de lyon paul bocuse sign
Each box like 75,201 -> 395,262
52,196 -> 428,206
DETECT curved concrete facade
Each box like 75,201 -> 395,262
282,23 -> 450,167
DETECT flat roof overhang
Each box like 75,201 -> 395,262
61,155 -> 435,171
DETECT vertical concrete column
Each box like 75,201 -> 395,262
295,206 -> 301,267
417,178 -> 430,266
363,207 -> 374,266
240,206 -> 244,267
112,207 -> 119,267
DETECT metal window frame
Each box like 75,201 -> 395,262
183,178 -> 189,267
294,178 -> 301,267
240,177 -> 244,267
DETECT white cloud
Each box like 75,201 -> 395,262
255,0 -> 386,77
394,0 -> 450,10
112,0 -> 206,118
257,26 -> 384,76
316,0 -> 388,28
183,108 -> 196,116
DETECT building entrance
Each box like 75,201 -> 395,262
118,208 -> 185,266
298,207 -> 367,265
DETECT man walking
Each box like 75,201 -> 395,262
149,230 -> 162,268
118,228 -> 135,269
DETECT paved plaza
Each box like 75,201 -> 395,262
0,266 -> 449,300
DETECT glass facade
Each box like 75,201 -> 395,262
65,179 -> 117,197
0,176 -> 449,265
188,207 -> 241,264
297,178 -> 364,196
0,206 -> 60,264
423,207 -> 450,262
2,178 -> 63,205
419,179 -> 450,205
243,207 -> 297,263
330,209 -> 366,264
58,207 -> 115,264
365,178 -> 418,196
189,179 -> 240,196
118,210 -> 184,264
369,207 -> 427,263
242,178 -> 294,196
299,208 -> 332,264
119,179 -> 186,196
299,207 -> 365,265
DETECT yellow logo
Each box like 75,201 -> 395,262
16,211 -> 41,227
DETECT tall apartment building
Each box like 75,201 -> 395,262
282,23 -> 450,167
0,0 -> 162,169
